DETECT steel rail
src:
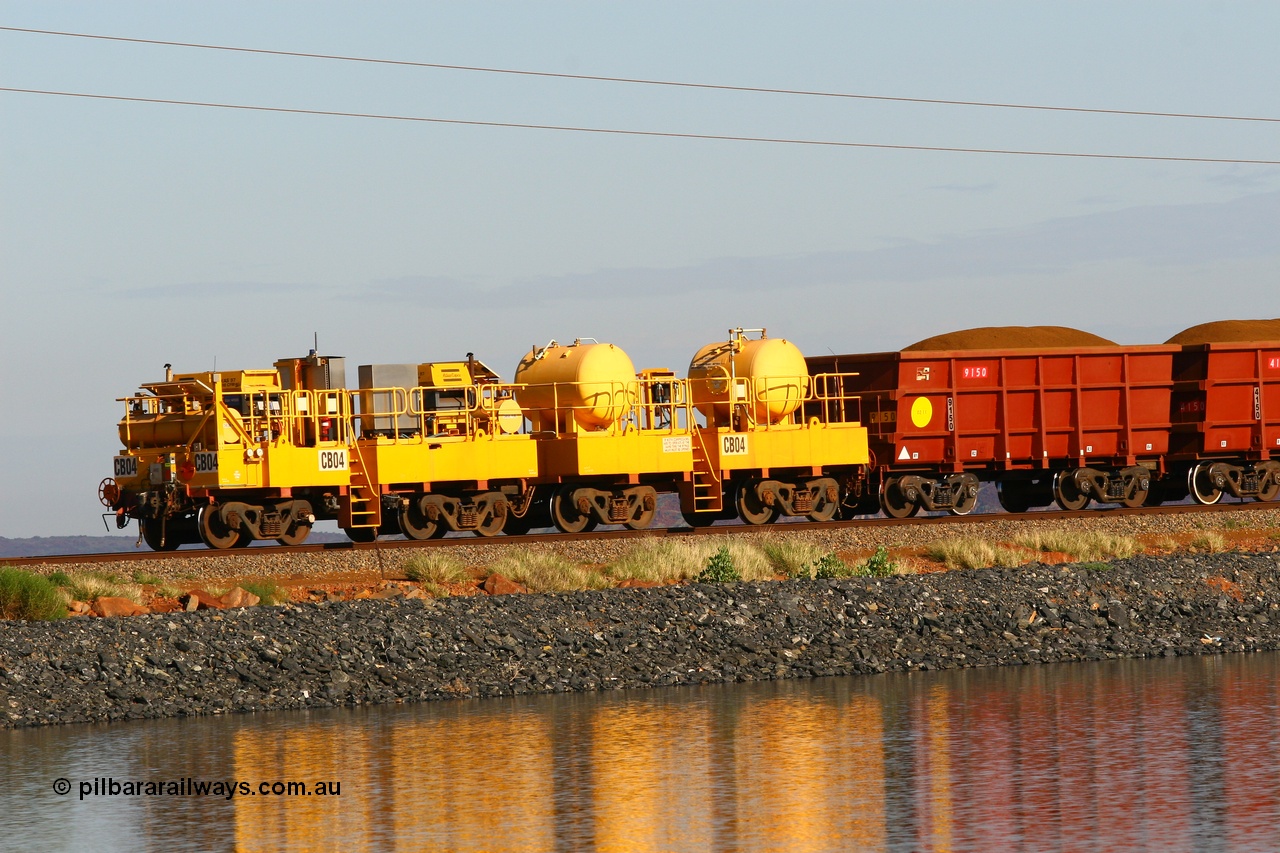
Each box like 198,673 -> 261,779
7,499 -> 1277,568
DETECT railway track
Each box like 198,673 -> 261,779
9,499 -> 1278,569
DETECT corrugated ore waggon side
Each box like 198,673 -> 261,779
1167,321 -> 1280,504
806,327 -> 1181,517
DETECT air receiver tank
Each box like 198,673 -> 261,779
514,340 -> 638,432
688,329 -> 808,426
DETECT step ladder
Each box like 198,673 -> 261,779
345,442 -> 381,530
691,428 -> 723,513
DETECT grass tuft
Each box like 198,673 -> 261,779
0,568 -> 66,621
604,539 -> 706,584
51,572 -> 142,604
489,548 -> 610,592
761,538 -> 828,578
925,537 -> 1025,570
1190,531 -> 1229,553
419,582 -> 452,599
1015,531 -> 1141,561
237,580 -> 287,605
403,552 -> 469,585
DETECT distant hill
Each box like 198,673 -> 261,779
0,532 -> 351,559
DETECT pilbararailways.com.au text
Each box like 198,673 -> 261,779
54,777 -> 341,801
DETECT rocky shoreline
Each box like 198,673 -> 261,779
3,551 -> 1279,728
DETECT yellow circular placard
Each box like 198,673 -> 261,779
910,397 -> 933,429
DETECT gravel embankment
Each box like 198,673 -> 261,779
3,551 -> 1279,728
27,506 -> 1280,583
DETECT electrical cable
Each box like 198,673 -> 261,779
3,86 -> 1277,165
3,25 -> 1278,125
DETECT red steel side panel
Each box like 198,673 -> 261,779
806,346 -> 1177,473
1174,343 -> 1280,460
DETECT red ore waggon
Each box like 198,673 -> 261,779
805,321 -> 1280,517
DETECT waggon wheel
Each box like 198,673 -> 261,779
805,479 -> 840,522
1120,486 -> 1150,509
1187,463 -> 1223,506
624,488 -> 658,530
197,506 -> 240,549
474,496 -> 508,537
735,481 -> 779,525
996,482 -> 1031,514
1257,481 -> 1280,503
550,486 -> 597,534
1053,471 -> 1091,512
879,477 -> 920,519
141,518 -> 182,551
399,500 -> 444,541
948,475 -> 980,516
276,522 -> 312,547
475,514 -> 506,537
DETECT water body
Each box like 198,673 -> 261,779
6,652 -> 1280,852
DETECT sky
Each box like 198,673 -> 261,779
1,2 -> 1278,538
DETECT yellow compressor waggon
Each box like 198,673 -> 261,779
102,353 -> 352,549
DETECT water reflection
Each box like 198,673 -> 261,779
5,653 -> 1280,852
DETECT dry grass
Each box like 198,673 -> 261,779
604,539 -> 705,584
604,536 -> 778,584
403,552 -> 470,585
721,540 -> 778,581
759,538 -> 829,578
1190,531 -> 1229,553
237,580 -> 287,606
490,548 -> 610,592
1015,530 -> 1141,561
52,572 -> 143,604
419,581 -> 453,599
923,537 -> 1026,570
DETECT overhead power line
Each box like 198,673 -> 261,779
3,25 -> 1279,125
4,86 -> 1279,165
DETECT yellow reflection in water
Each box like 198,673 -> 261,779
591,702 -> 714,852
232,724 -> 380,853
386,708 -> 554,852
924,684 -> 953,853
730,692 -> 886,852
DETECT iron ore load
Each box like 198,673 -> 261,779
100,320 -> 1279,550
